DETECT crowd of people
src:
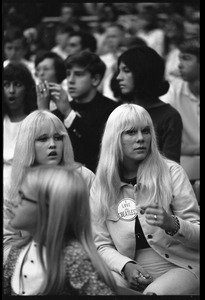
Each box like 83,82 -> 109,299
3,2 -> 200,296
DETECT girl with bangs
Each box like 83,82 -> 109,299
4,166 -> 116,295
3,62 -> 37,202
4,110 -> 95,245
90,103 -> 200,295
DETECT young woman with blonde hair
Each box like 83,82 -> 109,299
4,166 -> 116,295
4,110 -> 94,243
90,103 -> 199,295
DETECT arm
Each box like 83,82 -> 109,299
169,163 -> 200,249
161,110 -> 183,163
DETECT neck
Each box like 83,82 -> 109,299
121,161 -> 139,179
188,80 -> 200,97
8,110 -> 26,122
75,89 -> 97,104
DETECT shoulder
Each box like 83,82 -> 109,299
96,93 -> 119,109
165,159 -> 187,179
76,166 -> 95,187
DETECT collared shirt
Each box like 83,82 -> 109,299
160,79 -> 200,152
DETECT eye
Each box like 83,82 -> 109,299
14,81 -> 23,87
142,127 -> 150,134
36,136 -> 48,142
54,134 -> 63,141
3,81 -> 10,88
125,129 -> 137,135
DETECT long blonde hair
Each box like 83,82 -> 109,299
21,165 -> 117,294
94,104 -> 173,222
9,110 -> 79,203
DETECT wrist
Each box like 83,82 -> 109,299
165,215 -> 180,236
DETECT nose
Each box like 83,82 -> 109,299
49,137 -> 56,148
67,72 -> 75,83
8,83 -> 15,93
116,72 -> 122,81
136,131 -> 144,142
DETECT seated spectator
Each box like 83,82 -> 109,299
51,24 -> 74,60
4,165 -> 116,295
90,103 -> 200,295
3,28 -> 35,77
163,14 -> 185,82
65,30 -> 97,57
3,62 -> 37,201
4,110 -> 95,245
35,51 -> 67,109
99,23 -> 125,101
37,51 -> 119,172
116,45 -> 183,163
161,37 -> 200,194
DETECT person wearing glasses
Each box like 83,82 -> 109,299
3,166 -> 116,295
90,104 -> 199,295
4,110 -> 95,245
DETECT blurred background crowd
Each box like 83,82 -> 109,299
3,2 -> 200,67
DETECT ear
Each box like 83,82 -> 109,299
91,74 -> 101,87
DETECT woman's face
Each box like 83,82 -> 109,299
35,58 -> 57,83
10,180 -> 38,235
121,122 -> 151,166
3,80 -> 26,112
117,62 -> 135,94
34,122 -> 64,165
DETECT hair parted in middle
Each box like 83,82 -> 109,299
93,103 -> 173,222
118,45 -> 169,99
20,165 -> 117,294
9,110 -> 79,203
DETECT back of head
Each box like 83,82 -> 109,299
24,165 -> 90,242
179,36 -> 200,62
22,165 -> 91,294
118,45 -> 169,98
65,50 -> 106,81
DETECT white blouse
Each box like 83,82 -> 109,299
12,241 -> 46,295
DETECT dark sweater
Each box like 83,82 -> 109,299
54,92 -> 119,172
146,100 -> 183,163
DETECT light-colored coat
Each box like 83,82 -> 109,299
90,161 -> 200,279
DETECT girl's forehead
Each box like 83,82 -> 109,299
35,119 -> 59,136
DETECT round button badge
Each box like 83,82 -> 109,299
117,198 -> 137,221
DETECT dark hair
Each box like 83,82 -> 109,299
55,23 -> 74,35
118,46 -> 169,99
4,28 -> 27,49
35,51 -> 66,83
179,37 -> 200,62
3,62 -> 37,116
68,30 -> 97,53
65,51 -> 106,82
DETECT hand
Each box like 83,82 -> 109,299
123,262 -> 152,291
48,83 -> 72,118
140,204 -> 175,232
36,80 -> 50,110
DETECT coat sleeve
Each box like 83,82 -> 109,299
169,162 -> 200,249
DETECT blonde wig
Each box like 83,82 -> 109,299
20,165 -> 117,294
94,103 -> 173,222
9,110 -> 79,203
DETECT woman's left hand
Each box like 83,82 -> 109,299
140,204 -> 176,232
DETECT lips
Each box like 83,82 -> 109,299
48,151 -> 57,157
8,97 -> 15,103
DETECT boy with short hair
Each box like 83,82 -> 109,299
3,28 -> 35,77
161,37 -> 200,189
38,51 -> 119,172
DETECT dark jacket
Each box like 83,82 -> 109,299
54,92 -> 119,172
